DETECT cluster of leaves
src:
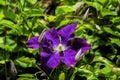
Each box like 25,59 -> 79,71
0,0 -> 120,80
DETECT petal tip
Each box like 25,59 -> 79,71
26,36 -> 40,49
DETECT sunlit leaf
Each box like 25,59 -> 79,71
111,17 -> 120,23
101,9 -> 117,17
94,62 -> 112,74
59,72 -> 65,80
110,38 -> 120,47
17,74 -> 37,80
16,57 -> 36,68
18,74 -> 34,77
112,67 -> 120,76
56,6 -> 74,15
0,0 -> 8,5
92,56 -> 114,66
85,1 -> 103,11
23,8 -> 43,17
57,19 -> 70,28
0,60 -> 9,64
0,19 -> 15,29
94,0 -> 108,5
0,14 -> 4,20
26,0 -> 37,4
116,25 -> 120,30
103,27 -> 120,37
47,15 -> 56,22
0,36 -> 17,51
76,24 -> 95,32
76,65 -> 98,80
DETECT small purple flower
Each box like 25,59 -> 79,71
27,22 -> 90,69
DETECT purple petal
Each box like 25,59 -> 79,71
58,22 -> 78,44
45,28 -> 60,45
41,50 -> 51,58
72,38 -> 91,54
61,49 -> 76,67
46,53 -> 60,68
26,36 -> 40,49
39,51 -> 52,70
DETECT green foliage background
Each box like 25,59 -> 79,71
0,0 -> 120,80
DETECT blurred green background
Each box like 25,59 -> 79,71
0,0 -> 120,80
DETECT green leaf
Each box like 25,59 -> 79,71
17,78 -> 37,80
76,65 -> 98,80
111,17 -> 120,23
101,9 -> 117,17
16,56 -> 36,68
87,75 -> 98,80
85,1 -> 103,11
103,27 -> 120,37
0,0 -> 8,5
57,19 -> 70,28
18,74 -> 35,77
94,0 -> 108,5
116,25 -> 120,30
0,60 -> 9,64
59,72 -> 65,80
94,62 -> 112,74
110,38 -> 120,47
92,56 -> 114,66
76,24 -> 95,32
112,67 -> 120,76
0,19 -> 16,29
20,0 -> 25,7
23,8 -> 43,17
0,36 -> 17,51
0,14 -> 4,20
17,74 -> 37,80
0,37 -> 4,48
0,19 -> 28,36
47,15 -> 56,22
56,6 -> 74,15
3,10 -> 16,21
26,0 -> 37,4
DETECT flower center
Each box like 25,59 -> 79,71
54,44 -> 66,52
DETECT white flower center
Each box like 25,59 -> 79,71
54,44 -> 66,52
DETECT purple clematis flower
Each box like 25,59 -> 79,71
27,22 -> 90,69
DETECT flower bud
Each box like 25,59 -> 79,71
75,49 -> 82,61
10,60 -> 17,77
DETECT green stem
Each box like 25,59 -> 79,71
65,68 -> 75,80
49,68 -> 56,80
4,49 -> 8,80
36,65 -> 50,80
4,28 -> 8,80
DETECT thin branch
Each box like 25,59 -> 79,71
3,28 -> 8,80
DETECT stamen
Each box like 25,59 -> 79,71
54,44 -> 66,52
